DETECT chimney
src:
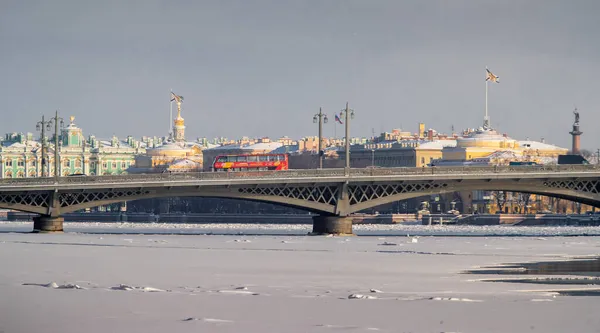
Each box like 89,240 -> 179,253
427,129 -> 433,141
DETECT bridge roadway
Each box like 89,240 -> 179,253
1,165 -> 600,234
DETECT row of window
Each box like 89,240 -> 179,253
63,160 -> 83,168
100,161 -> 129,169
5,160 -> 35,167
3,159 -> 131,169
4,171 -> 34,178
216,167 -> 271,172
2,169 -> 129,178
216,155 -> 286,163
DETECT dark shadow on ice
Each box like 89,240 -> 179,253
465,257 -> 600,276
465,257 -> 600,295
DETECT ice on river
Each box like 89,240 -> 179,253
1,226 -> 600,332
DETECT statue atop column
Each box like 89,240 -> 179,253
170,92 -> 186,142
573,108 -> 580,125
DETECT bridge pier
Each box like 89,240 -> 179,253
32,215 -> 64,232
310,216 -> 353,236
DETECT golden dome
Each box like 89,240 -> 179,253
174,116 -> 185,127
146,143 -> 190,157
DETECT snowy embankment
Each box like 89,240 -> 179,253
2,221 -> 600,236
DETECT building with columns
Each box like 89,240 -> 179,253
0,117 -> 145,178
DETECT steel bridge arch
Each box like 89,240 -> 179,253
57,189 -> 338,215
1,177 -> 600,217
344,180 -> 600,214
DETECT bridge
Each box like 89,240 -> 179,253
1,165 -> 600,234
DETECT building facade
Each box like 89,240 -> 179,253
337,139 -> 456,168
0,118 -> 144,178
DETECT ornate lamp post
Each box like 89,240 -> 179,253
35,115 -> 52,177
339,102 -> 355,170
371,149 -> 376,167
312,108 -> 328,169
48,110 -> 64,181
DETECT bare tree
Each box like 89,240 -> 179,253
580,149 -> 593,160
492,191 -> 507,213
515,193 -> 532,214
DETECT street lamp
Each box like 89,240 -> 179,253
48,110 -> 64,181
36,115 -> 53,177
371,149 -> 375,168
312,107 -> 328,169
339,102 -> 355,170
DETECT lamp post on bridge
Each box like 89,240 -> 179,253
339,102 -> 355,171
371,149 -> 375,168
48,110 -> 64,181
312,108 -> 328,169
35,115 -> 52,177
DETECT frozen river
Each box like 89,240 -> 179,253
1,222 -> 600,332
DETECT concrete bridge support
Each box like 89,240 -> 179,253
32,191 -> 64,232
311,216 -> 353,236
33,215 -> 64,232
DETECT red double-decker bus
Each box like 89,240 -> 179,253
212,154 -> 289,172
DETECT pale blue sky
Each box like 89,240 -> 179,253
1,0 -> 599,149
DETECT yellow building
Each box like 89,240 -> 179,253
440,127 -> 567,164
341,139 -> 456,168
136,142 -> 202,169
441,128 -> 519,161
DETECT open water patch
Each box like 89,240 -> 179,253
465,257 -> 600,295
465,257 -> 600,276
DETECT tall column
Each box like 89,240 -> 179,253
570,109 -> 582,155
570,126 -> 582,155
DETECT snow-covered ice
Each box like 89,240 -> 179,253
3,220 -> 600,236
1,224 -> 600,332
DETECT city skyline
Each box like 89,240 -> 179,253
1,1 -> 599,148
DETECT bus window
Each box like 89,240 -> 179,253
276,155 -> 284,161
248,155 -> 258,162
237,156 -> 247,162
259,155 -> 268,162
217,156 -> 227,162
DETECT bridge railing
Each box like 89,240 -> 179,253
1,164 -> 599,186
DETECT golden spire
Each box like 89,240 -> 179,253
174,101 -> 185,126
